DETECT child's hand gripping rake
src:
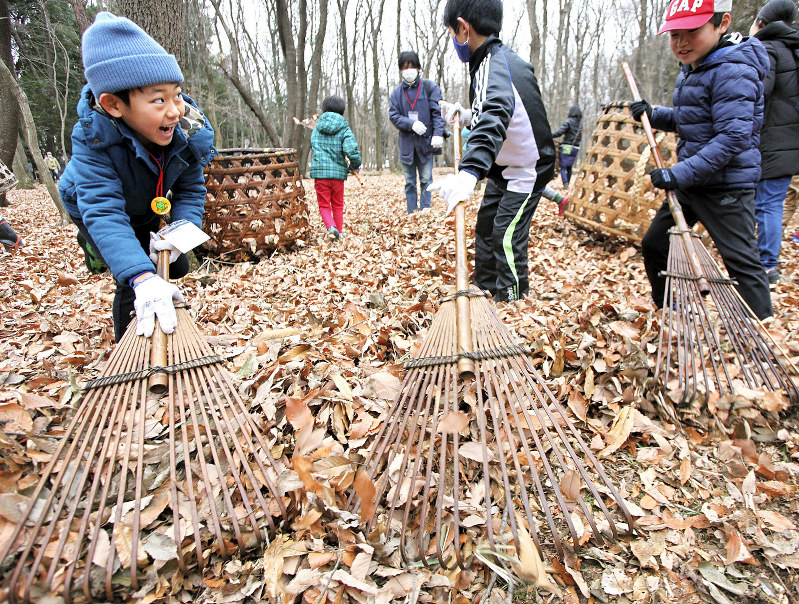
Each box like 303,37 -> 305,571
622,61 -> 799,408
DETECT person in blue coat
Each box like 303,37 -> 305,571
630,0 -> 772,320
59,12 -> 217,341
389,51 -> 446,213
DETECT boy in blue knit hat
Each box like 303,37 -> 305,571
59,12 -> 216,341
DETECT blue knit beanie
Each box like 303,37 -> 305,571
82,12 -> 184,97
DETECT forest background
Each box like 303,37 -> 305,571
0,0 -> 774,200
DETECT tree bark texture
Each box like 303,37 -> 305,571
0,58 -> 68,221
0,0 -> 20,207
117,0 -> 186,66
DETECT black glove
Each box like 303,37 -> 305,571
629,99 -> 653,122
649,168 -> 678,190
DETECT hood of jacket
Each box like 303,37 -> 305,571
755,20 -> 799,49
74,83 -> 216,167
686,34 -> 769,80
567,105 -> 582,119
316,111 -> 349,136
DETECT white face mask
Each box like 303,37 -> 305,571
401,68 -> 419,84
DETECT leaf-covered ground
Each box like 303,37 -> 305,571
1,172 -> 799,603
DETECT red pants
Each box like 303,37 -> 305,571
314,179 -> 344,232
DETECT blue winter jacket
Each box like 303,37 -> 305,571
59,84 -> 216,285
388,78 -> 445,164
650,35 -> 769,191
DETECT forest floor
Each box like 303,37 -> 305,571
1,172 -> 799,603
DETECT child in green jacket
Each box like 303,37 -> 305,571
309,96 -> 361,239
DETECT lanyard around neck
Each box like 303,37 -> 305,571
404,82 -> 422,111
146,149 -> 165,198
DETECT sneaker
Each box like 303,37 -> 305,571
76,232 -> 107,274
792,232 -> 799,244
327,226 -> 341,240
0,218 -> 22,252
557,196 -> 569,217
765,267 -> 779,288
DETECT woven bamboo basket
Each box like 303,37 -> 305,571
0,158 -> 18,195
566,102 -> 677,243
203,148 -> 309,260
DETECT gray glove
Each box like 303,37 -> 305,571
411,121 -> 427,135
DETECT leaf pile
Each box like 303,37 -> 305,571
1,175 -> 798,602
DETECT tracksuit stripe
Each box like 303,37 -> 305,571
502,191 -> 533,300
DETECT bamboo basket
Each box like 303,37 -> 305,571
0,158 -> 18,195
202,148 -> 309,260
566,102 -> 677,243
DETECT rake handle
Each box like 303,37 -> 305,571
451,113 -> 475,377
148,248 -> 170,394
621,62 -> 710,295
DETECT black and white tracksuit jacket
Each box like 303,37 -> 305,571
460,35 -> 555,194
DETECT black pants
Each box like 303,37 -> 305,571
641,188 -> 773,320
474,179 -> 542,302
70,215 -> 189,341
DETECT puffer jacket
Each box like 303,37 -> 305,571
754,21 -> 799,179
59,84 -> 216,284
309,112 -> 361,180
650,34 -> 769,191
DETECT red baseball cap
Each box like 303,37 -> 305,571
659,0 -> 732,34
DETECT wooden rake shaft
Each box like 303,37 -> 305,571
623,62 -> 799,404
347,116 -> 633,569
1,264 -> 287,603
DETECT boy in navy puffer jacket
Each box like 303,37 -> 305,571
630,0 -> 773,320
59,12 -> 216,341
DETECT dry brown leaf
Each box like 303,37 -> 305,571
679,455 -> 692,485
559,470 -> 581,502
354,469 -> 377,524
724,525 -> 756,565
437,411 -> 469,434
263,534 -> 288,599
286,397 -> 314,430
599,405 -> 635,457
512,512 -> 562,596
0,403 -> 33,432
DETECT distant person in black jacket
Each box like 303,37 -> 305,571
749,0 -> 799,287
551,105 -> 582,186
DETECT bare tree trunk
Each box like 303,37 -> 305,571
70,0 -> 90,33
368,0 -> 386,171
0,58 -> 68,221
117,0 -> 186,65
338,0 -> 355,126
0,0 -> 20,207
12,137 -> 33,189
208,0 -> 279,146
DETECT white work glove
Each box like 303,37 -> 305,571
133,274 -> 184,338
431,135 -> 444,149
411,120 -> 427,135
149,232 -> 181,264
427,170 -> 478,213
438,100 -> 472,125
